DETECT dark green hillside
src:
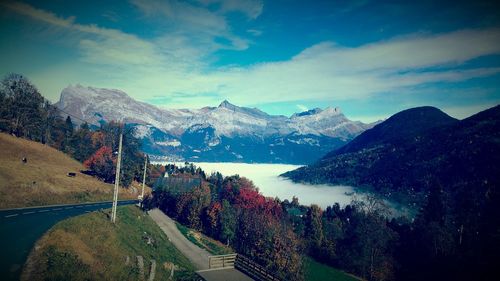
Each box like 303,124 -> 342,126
284,105 -> 500,205
329,106 -> 458,157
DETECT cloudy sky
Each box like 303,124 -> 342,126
1,0 -> 499,121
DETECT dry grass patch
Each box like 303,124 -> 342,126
0,133 -> 149,208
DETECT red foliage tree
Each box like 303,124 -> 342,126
235,181 -> 283,219
83,146 -> 116,183
204,201 -> 222,236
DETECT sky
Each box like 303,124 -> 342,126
1,0 -> 500,122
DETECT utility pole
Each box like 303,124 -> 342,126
111,132 -> 123,223
140,154 -> 147,204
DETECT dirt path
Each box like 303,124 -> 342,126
148,209 -> 210,270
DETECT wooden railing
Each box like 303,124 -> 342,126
235,255 -> 281,281
208,254 -> 237,269
206,253 -> 281,281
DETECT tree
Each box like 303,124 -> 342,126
61,116 -> 74,154
0,73 -> 45,140
71,122 -> 94,162
83,146 -> 115,183
203,202 -> 222,237
336,207 -> 397,281
99,122 -> 144,187
400,184 -> 455,281
305,204 -> 323,251
219,199 -> 236,245
189,184 -> 212,230
64,116 -> 74,136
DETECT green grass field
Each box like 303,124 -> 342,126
175,222 -> 234,255
304,257 -> 361,281
22,206 -> 197,281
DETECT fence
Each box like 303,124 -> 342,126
208,254 -> 237,269
206,253 -> 281,281
235,255 -> 281,281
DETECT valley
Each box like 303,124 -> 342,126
1,1 -> 500,279
163,161 -> 357,208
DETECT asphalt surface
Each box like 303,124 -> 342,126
149,208 -> 211,270
196,268 -> 254,281
0,199 -> 137,281
148,208 -> 254,281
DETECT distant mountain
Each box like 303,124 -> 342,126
56,85 -> 374,164
283,105 -> 500,204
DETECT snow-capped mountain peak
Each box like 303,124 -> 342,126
56,85 -> 374,163
219,99 -> 234,108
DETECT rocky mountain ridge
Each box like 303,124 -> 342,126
56,85 -> 374,163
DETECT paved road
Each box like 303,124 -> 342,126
149,208 -> 211,270
196,268 -> 254,281
148,209 -> 254,281
0,200 -> 137,281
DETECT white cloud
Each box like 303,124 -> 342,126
199,28 -> 500,106
2,1 -> 163,67
130,0 -> 251,51
247,29 -> 263,36
296,104 -> 308,112
294,29 -> 500,72
2,1 -> 500,114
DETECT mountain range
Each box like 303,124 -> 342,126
56,85 -> 374,164
283,105 -> 500,205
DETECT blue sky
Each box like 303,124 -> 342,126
1,0 -> 500,122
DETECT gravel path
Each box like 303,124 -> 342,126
148,208 -> 210,270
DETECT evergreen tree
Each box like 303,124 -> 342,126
71,122 -> 94,162
219,199 -> 236,245
305,204 -> 323,251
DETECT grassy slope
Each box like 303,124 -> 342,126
21,206 -> 197,281
0,133 -> 145,208
175,222 -> 234,256
304,257 -> 361,281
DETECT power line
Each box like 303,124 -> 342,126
52,106 -> 94,125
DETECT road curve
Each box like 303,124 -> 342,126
0,199 -> 137,281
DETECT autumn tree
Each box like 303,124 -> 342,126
83,146 -> 115,183
203,201 -> 222,237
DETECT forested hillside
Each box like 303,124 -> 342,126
0,73 -> 147,188
145,161 -> 500,281
284,105 -> 500,205
281,105 -> 500,280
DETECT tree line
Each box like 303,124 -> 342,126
144,165 -> 304,281
0,73 -> 146,187
145,163 -> 499,281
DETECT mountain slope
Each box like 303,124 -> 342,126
56,85 -> 374,164
0,133 -> 139,208
328,106 -> 458,157
283,105 -> 500,204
